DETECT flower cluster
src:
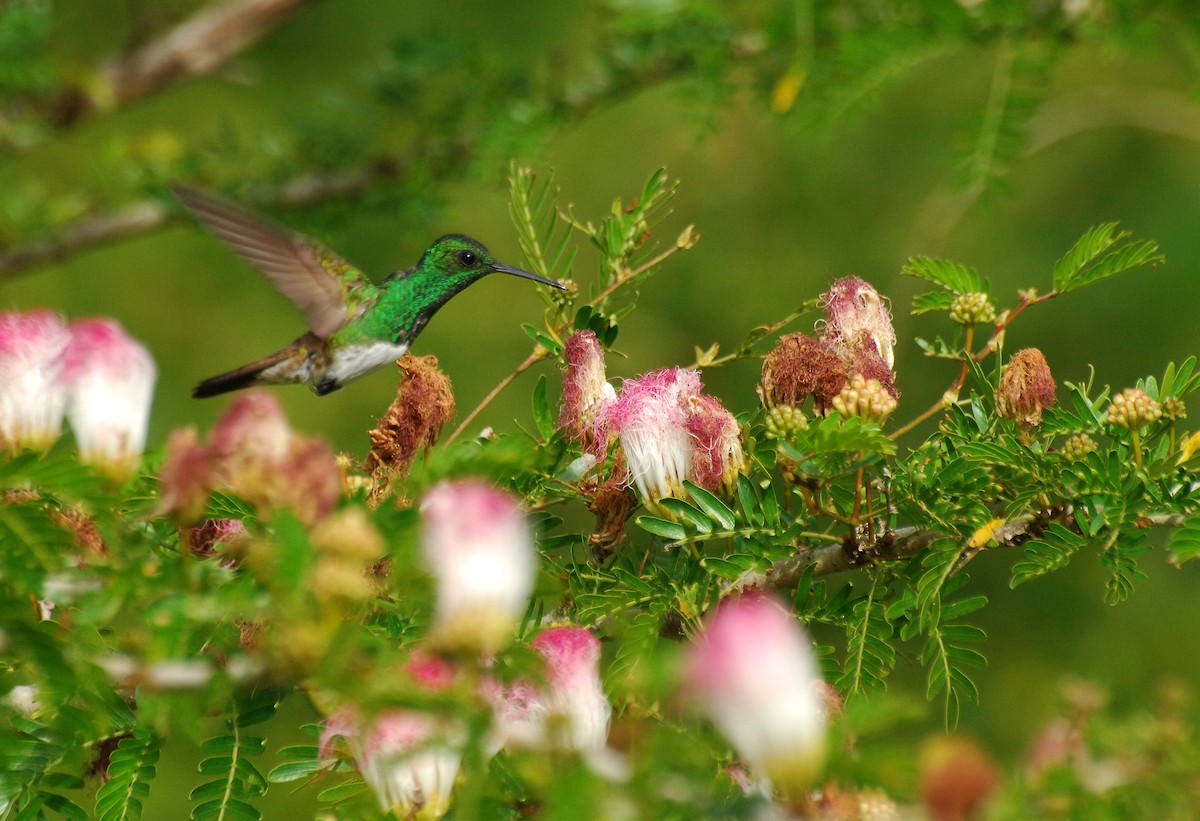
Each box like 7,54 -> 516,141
158,390 -> 340,525
1105,387 -> 1162,430
0,310 -> 156,479
760,276 -> 897,417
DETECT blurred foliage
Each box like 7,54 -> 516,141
6,0 -> 1200,818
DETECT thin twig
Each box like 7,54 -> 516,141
445,351 -> 545,444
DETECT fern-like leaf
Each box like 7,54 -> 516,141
1009,523 -> 1087,588
1168,512 -> 1200,566
95,730 -> 162,821
837,577 -> 896,696
1052,223 -> 1164,293
901,256 -> 984,296
190,692 -> 279,821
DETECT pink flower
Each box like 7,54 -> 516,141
559,330 -> 617,450
420,480 -> 537,653
321,707 -> 462,820
0,310 -> 70,451
596,367 -> 744,504
59,318 -> 156,479
687,594 -> 826,798
821,276 -> 896,369
491,626 -> 611,753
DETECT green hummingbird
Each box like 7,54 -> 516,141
173,184 -> 564,398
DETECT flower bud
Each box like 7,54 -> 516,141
1061,433 -> 1097,462
948,292 -> 997,326
186,519 -> 248,557
491,626 -> 610,754
0,310 -> 70,452
995,348 -> 1056,428
764,404 -> 808,439
1105,387 -> 1161,430
832,374 -> 898,423
420,480 -> 537,653
560,330 -> 617,451
821,277 -> 896,369
686,594 -> 826,799
919,736 -> 998,821
1162,396 -> 1186,421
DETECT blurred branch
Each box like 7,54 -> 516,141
731,511 -> 1187,591
52,0 -> 312,128
0,162 -> 400,280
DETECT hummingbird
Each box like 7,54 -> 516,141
172,184 -> 564,398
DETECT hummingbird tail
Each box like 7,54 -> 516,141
192,350 -> 293,398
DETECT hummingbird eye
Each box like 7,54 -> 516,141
457,250 -> 478,267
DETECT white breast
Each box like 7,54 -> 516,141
323,341 -> 411,384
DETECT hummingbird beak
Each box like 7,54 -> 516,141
490,262 -> 566,290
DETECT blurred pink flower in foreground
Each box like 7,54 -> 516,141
490,625 -> 610,753
596,367 -> 744,503
158,390 -> 340,525
420,480 -> 537,653
686,594 -> 826,799
0,310 -> 70,451
60,318 -> 156,480
320,660 -> 463,820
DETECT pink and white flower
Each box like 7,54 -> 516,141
491,626 -> 610,753
597,367 -> 744,504
0,310 -> 70,451
686,594 -> 826,798
420,480 -> 537,653
821,276 -> 896,370
560,330 -> 617,451
59,318 -> 156,479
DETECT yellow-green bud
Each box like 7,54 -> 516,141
1061,433 -> 1098,461
765,404 -> 808,439
1105,388 -> 1162,430
1162,396 -> 1187,421
832,374 -> 898,423
949,292 -> 996,326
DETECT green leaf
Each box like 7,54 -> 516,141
901,256 -> 984,295
95,730 -> 162,821
837,577 -> 896,696
682,482 -> 736,531
266,760 -> 326,784
1169,512 -> 1200,566
531,374 -> 554,440
1010,523 -> 1087,587
1052,222 -> 1163,292
522,323 -> 562,353
635,516 -> 686,541
911,290 -> 957,315
657,498 -> 713,534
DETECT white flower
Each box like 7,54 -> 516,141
686,594 -> 826,798
0,310 -> 70,451
420,480 -> 537,653
491,626 -> 611,753
59,319 -> 156,479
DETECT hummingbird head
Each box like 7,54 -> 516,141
421,235 -> 565,291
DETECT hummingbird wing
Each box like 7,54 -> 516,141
172,184 -> 377,340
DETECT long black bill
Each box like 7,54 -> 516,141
491,262 -> 566,290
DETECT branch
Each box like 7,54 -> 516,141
0,162 -> 400,281
54,0 -> 313,127
730,511 -> 1188,591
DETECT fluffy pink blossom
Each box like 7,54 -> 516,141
491,626 -> 610,753
0,310 -> 70,451
597,367 -> 743,503
821,276 -> 896,370
319,657 -> 464,819
420,480 -> 537,652
560,330 -> 617,451
687,594 -> 826,798
59,318 -> 156,479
